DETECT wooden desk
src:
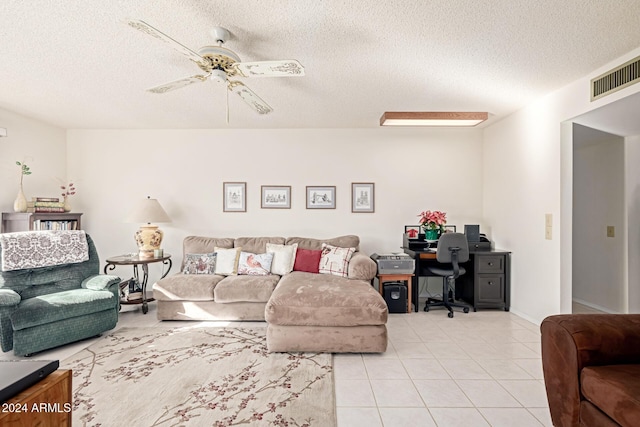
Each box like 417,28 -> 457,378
377,274 -> 414,313
404,247 -> 511,313
0,370 -> 72,426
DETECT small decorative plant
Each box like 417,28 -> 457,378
418,210 -> 447,232
16,161 -> 32,185
61,182 -> 76,198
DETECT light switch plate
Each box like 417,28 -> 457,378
607,226 -> 615,238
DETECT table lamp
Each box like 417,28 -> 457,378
126,196 -> 171,258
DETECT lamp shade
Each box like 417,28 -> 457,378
126,196 -> 171,224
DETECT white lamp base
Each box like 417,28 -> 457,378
134,224 -> 164,258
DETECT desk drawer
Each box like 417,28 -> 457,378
476,255 -> 504,274
477,275 -> 505,303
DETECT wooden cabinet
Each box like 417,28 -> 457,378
1,212 -> 82,233
0,370 -> 72,427
465,251 -> 511,311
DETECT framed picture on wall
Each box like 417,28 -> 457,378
306,186 -> 336,209
351,182 -> 374,213
223,182 -> 246,212
261,185 -> 291,209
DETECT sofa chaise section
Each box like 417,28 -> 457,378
265,271 -> 388,352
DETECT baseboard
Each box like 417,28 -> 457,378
572,298 -> 615,314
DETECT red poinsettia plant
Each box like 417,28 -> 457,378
418,210 -> 447,231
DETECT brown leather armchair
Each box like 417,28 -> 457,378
540,314 -> 640,427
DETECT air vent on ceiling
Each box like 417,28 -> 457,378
591,56 -> 640,101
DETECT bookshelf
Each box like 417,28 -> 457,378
1,212 -> 83,233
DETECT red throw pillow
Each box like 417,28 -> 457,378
293,248 -> 322,273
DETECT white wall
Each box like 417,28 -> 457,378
572,125 -> 625,313
0,108 -> 67,210
483,46 -> 640,324
66,128 -> 485,282
626,134 -> 640,312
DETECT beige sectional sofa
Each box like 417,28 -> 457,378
152,235 -> 388,353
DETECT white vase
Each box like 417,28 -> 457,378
13,185 -> 27,212
63,195 -> 72,212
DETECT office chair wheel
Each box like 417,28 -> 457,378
463,307 -> 470,313
424,305 -> 430,312
448,312 -> 454,318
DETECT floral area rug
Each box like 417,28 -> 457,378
62,326 -> 335,427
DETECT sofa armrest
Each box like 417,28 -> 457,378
348,253 -> 377,281
541,314 -> 640,427
81,274 -> 121,291
0,289 -> 20,307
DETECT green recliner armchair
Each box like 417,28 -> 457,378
0,231 -> 120,356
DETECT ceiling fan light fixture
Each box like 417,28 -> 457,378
380,112 -> 488,127
210,69 -> 227,83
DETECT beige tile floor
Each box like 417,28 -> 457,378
1,303 -> 553,427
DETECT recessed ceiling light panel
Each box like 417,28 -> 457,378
380,112 -> 488,127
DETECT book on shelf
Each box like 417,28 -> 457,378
27,201 -> 65,208
31,197 -> 60,202
27,207 -> 66,213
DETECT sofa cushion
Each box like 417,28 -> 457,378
293,248 -> 322,273
183,253 -> 217,275
237,252 -> 273,276
235,237 -> 285,254
266,243 -> 298,275
11,289 -> 116,330
581,364 -> 640,427
214,247 -> 241,275
152,273 -> 224,301
319,244 -> 355,278
286,235 -> 359,250
181,236 -> 234,270
214,275 -> 280,303
265,272 -> 388,327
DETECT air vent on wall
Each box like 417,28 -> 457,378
591,56 -> 640,101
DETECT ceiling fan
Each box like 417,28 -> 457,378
127,20 -> 305,115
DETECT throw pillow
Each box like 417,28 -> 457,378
237,252 -> 274,276
293,248 -> 322,274
214,247 -> 242,275
183,253 -> 217,275
265,243 -> 298,275
319,243 -> 355,278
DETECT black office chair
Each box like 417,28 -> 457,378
424,232 -> 471,318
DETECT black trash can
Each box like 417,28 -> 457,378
383,282 -> 407,313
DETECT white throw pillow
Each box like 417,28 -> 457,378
319,243 -> 355,278
265,243 -> 298,275
214,247 -> 242,275
237,252 -> 274,276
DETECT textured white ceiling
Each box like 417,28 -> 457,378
1,0 -> 640,129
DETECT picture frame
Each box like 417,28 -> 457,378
351,182 -> 375,213
404,225 -> 421,239
306,186 -> 336,209
223,182 -> 246,212
443,225 -> 457,233
261,185 -> 291,209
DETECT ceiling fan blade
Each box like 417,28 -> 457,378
127,19 -> 206,65
228,81 -> 273,114
147,74 -> 209,94
232,60 -> 305,78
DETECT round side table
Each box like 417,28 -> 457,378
104,253 -> 172,314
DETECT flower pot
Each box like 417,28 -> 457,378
424,229 -> 440,241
